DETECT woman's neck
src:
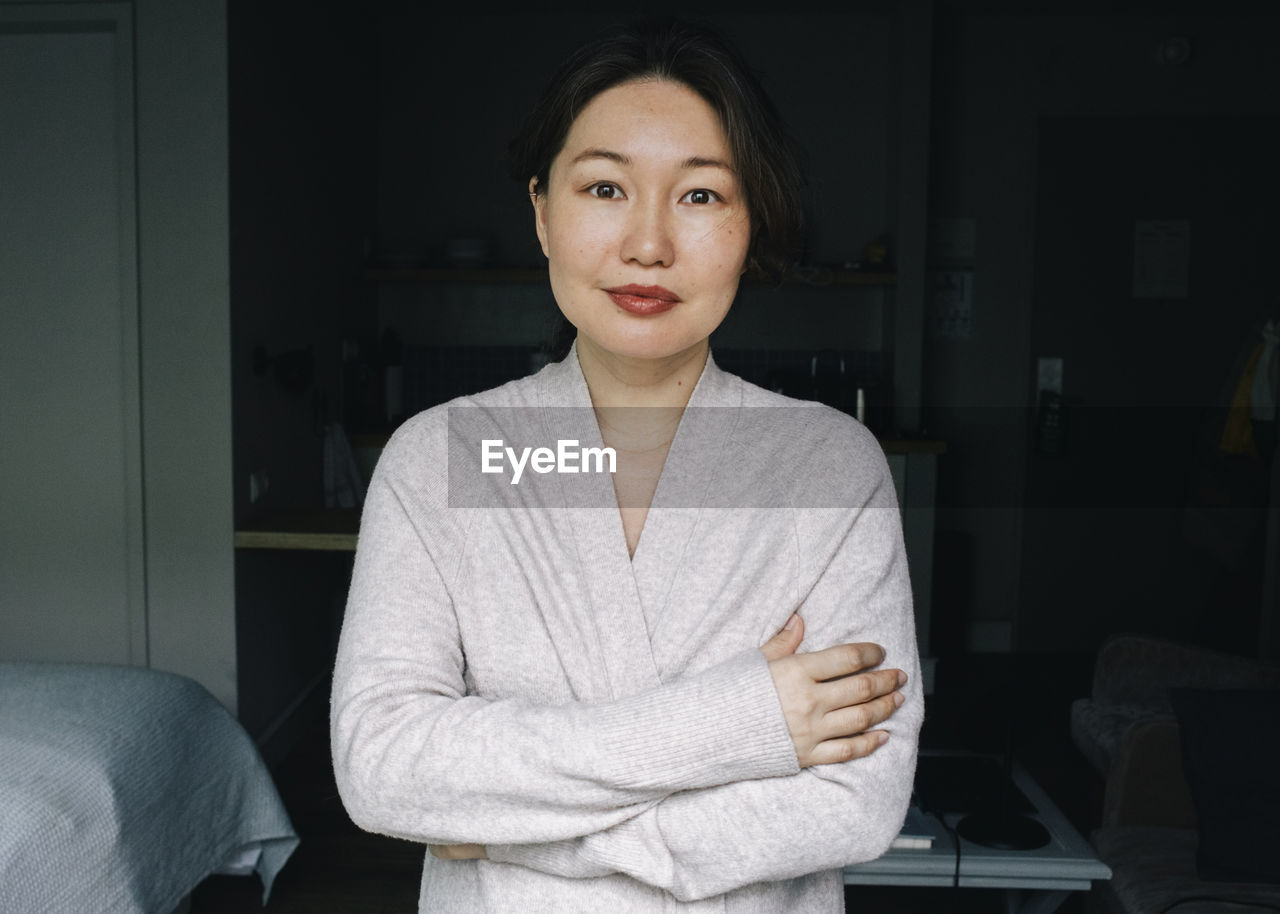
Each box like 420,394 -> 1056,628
574,337 -> 704,546
575,336 -> 708,410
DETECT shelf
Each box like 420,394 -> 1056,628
880,438 -> 947,455
234,508 -> 360,552
364,266 -> 896,287
366,266 -> 549,283
773,269 -> 896,287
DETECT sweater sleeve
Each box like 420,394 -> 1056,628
329,418 -> 799,847
486,456 -> 923,901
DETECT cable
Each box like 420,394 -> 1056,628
915,797 -> 962,889
936,815 -> 961,889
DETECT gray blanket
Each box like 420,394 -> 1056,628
0,662 -> 299,913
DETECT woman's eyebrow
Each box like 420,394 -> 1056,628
568,148 -> 735,173
681,156 -> 734,172
571,147 -> 631,166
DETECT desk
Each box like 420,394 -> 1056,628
843,753 -> 1111,914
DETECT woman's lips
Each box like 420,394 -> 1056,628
605,284 -> 681,316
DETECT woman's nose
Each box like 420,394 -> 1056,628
619,198 -> 675,268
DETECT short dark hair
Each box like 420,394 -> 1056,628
509,16 -> 807,306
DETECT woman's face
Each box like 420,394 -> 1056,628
532,78 -> 751,364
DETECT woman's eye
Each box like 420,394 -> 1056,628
588,183 -> 623,199
682,189 -> 721,205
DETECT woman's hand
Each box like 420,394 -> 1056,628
426,616 -> 899,858
429,843 -> 488,860
759,614 -> 905,768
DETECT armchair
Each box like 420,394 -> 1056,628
1070,635 -> 1280,914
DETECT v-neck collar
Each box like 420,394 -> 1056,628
534,342 -> 743,694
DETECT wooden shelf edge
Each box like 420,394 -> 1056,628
234,530 -> 357,551
879,439 -> 947,455
777,270 -> 896,287
235,508 -> 360,552
365,267 -> 548,283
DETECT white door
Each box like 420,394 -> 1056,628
0,6 -> 146,664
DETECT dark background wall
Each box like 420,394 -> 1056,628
1020,115 -> 1277,656
228,1 -> 1280,729
372,10 -> 893,271
922,8 -> 1280,658
228,1 -> 376,743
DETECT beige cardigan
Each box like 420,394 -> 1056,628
331,345 -> 923,912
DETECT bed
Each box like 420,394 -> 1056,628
0,661 -> 299,913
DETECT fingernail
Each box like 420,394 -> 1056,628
878,731 -> 890,746
897,670 -> 908,687
784,613 -> 798,631
893,691 -> 905,707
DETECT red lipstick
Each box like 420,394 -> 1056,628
605,284 -> 681,316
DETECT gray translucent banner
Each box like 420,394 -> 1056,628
446,406 -> 889,510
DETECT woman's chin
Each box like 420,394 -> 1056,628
577,329 -> 708,365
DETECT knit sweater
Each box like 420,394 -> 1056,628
330,345 -> 923,913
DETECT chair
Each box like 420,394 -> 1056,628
1070,633 -> 1280,802
1070,635 -> 1280,914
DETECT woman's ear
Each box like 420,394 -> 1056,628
529,177 -> 550,259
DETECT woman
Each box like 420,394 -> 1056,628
331,17 -> 922,912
